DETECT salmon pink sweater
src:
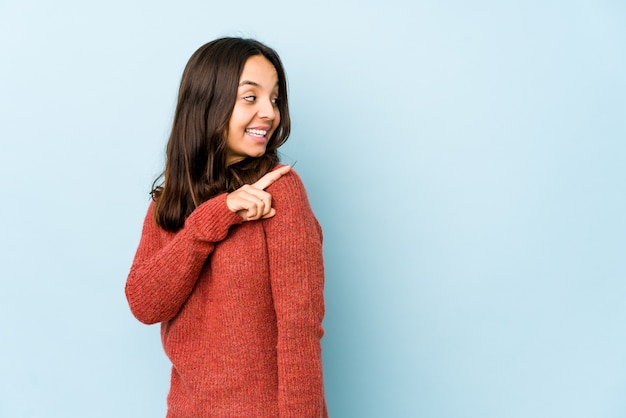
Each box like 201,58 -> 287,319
125,169 -> 327,417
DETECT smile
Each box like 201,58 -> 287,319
246,129 -> 268,137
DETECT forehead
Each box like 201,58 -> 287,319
239,55 -> 279,88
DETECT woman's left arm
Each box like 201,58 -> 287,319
263,170 -> 327,418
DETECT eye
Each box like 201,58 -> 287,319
243,95 -> 256,102
271,97 -> 279,105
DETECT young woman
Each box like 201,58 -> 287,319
125,38 -> 327,417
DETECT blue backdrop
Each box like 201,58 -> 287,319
1,1 -> 625,417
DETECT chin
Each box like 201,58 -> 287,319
249,150 -> 267,158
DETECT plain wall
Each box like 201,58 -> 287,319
1,0 -> 625,417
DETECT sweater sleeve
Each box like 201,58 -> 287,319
125,193 -> 243,325
263,170 -> 327,418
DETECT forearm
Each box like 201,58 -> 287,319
125,231 -> 213,324
125,194 -> 243,324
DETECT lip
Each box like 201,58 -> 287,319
245,126 -> 272,142
247,125 -> 271,132
246,135 -> 269,144
245,129 -> 270,144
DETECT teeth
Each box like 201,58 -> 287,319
246,129 -> 267,137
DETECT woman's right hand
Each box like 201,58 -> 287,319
226,165 -> 291,221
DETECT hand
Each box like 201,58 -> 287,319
226,165 -> 291,221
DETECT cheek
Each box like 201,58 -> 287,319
228,107 -> 243,129
274,111 -> 281,128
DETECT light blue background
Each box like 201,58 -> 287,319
1,1 -> 625,417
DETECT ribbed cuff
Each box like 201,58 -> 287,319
184,193 -> 243,242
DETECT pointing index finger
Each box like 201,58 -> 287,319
253,165 -> 291,190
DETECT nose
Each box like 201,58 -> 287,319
257,97 -> 277,120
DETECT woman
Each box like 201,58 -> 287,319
125,38 -> 327,417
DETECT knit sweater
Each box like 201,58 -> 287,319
125,169 -> 327,418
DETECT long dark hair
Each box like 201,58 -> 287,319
151,38 -> 291,232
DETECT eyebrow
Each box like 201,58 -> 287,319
238,80 -> 279,89
239,80 -> 260,87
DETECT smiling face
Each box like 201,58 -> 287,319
225,55 -> 280,166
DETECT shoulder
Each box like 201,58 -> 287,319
142,199 -> 169,235
262,165 -> 323,240
267,165 -> 307,193
266,165 -> 315,213
140,199 -> 157,230
266,165 -> 310,205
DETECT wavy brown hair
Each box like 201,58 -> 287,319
151,38 -> 291,231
